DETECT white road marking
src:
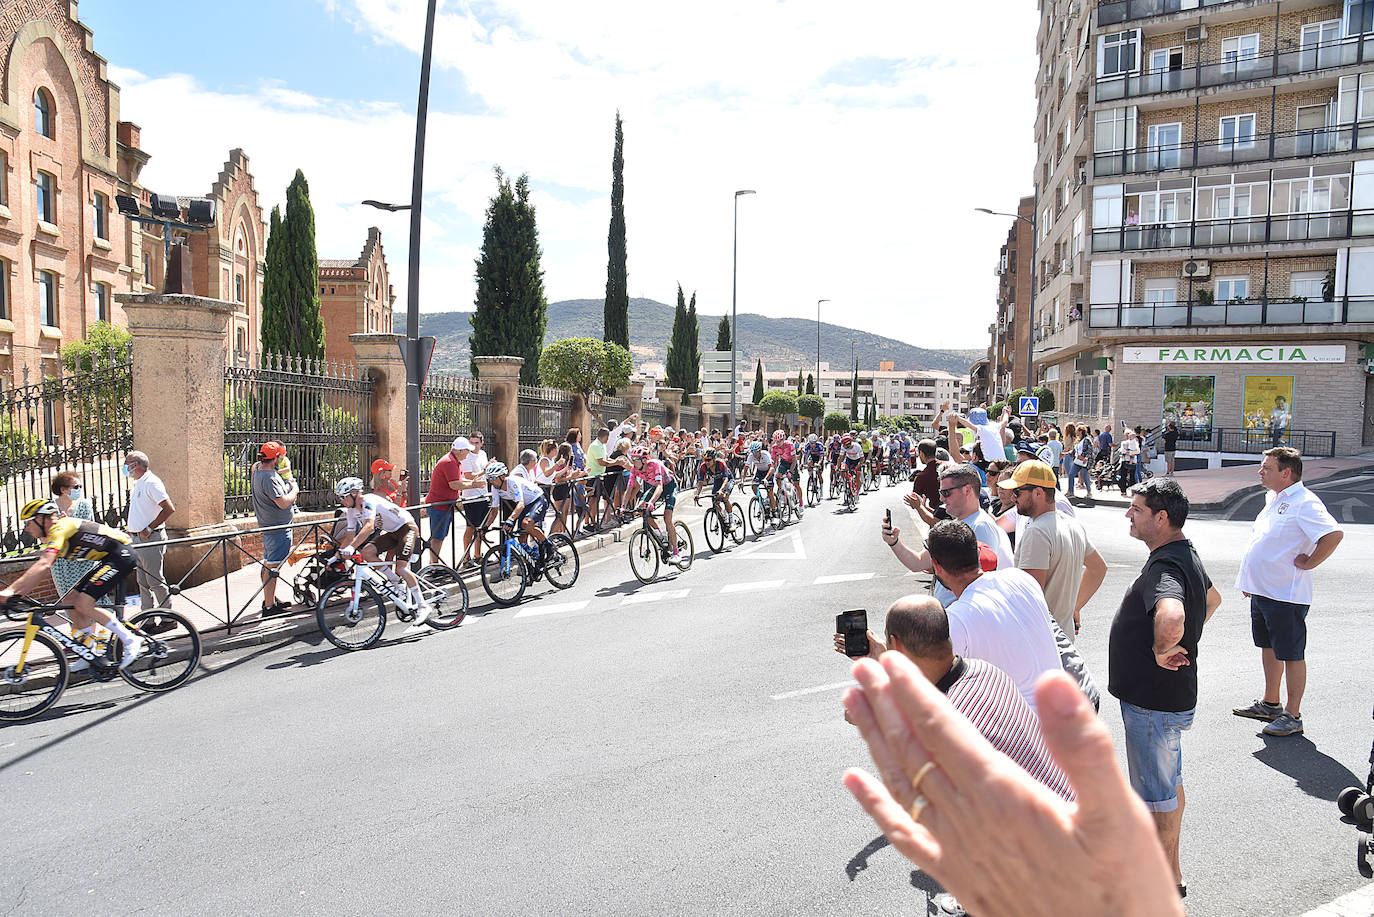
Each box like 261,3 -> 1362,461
771,680 -> 857,701
814,572 -> 875,584
513,600 -> 591,619
621,589 -> 690,605
1301,881 -> 1374,916
721,579 -> 785,594
579,555 -> 619,570
728,532 -> 806,560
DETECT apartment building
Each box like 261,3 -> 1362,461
989,195 -> 1037,401
1028,0 -> 1374,457
751,362 -> 965,429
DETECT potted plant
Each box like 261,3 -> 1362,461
1195,288 -> 1215,306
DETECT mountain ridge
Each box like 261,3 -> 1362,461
415,298 -> 982,376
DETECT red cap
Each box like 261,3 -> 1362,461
977,542 -> 999,572
371,459 -> 395,474
258,441 -> 286,460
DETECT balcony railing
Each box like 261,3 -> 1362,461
1097,0 -> 1243,27
1167,427 -> 1337,458
1094,123 -> 1374,178
1096,37 -> 1374,103
1087,296 -> 1374,328
1091,208 -> 1374,253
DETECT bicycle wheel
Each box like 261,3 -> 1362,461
317,580 -> 387,650
672,522 -> 695,572
703,508 -> 725,553
481,543 -> 529,606
0,629 -> 69,722
807,475 -> 820,507
543,533 -> 580,590
120,610 -> 200,691
628,529 -> 660,584
747,497 -> 765,535
729,503 -> 747,544
416,568 -> 467,630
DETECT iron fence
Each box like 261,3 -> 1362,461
224,353 -> 376,517
420,371 -> 494,493
641,400 -> 669,430
1166,427 -> 1336,457
517,385 -> 573,454
0,347 -> 133,555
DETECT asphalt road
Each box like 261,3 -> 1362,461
2,482 -> 1373,916
1225,472 -> 1374,525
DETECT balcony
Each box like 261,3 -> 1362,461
1096,37 -> 1373,104
1092,209 -> 1372,253
1094,123 -> 1371,179
1087,295 -> 1372,328
1097,0 -> 1249,27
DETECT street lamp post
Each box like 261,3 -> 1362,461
816,298 -> 829,397
362,0 -> 437,507
976,202 -> 1037,398
729,189 -> 756,432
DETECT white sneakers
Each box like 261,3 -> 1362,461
118,636 -> 146,670
412,603 -> 433,626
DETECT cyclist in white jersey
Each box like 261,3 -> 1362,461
335,477 -> 430,624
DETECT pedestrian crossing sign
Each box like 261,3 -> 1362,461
1019,396 -> 1039,416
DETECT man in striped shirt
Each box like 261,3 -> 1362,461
838,595 -> 1072,800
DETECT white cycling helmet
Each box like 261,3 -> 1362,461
334,476 -> 364,497
484,460 -> 509,478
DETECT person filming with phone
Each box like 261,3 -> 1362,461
833,595 -> 1072,801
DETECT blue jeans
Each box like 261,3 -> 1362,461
1120,700 -> 1194,812
1067,463 -> 1092,494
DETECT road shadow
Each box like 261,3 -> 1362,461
845,835 -> 889,880
595,578 -> 651,598
1253,734 -> 1363,800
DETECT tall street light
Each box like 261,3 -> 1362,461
362,0 -> 438,506
730,189 -> 756,432
976,203 -> 1037,396
816,299 -> 829,397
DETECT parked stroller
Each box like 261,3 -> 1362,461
1337,706 -> 1374,876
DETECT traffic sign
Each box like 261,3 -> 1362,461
1019,395 -> 1039,416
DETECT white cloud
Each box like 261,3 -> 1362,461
110,0 -> 1040,356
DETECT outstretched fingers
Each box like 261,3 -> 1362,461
842,768 -> 942,870
878,651 -> 996,797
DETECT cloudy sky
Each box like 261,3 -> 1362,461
82,0 -> 1038,351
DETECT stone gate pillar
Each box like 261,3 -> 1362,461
349,333 -> 407,475
473,356 -> 524,466
656,387 -> 683,429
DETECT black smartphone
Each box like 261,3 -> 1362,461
837,610 -> 870,658
885,509 -> 892,526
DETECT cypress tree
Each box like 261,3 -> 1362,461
752,359 -> 764,404
715,314 -> 731,352
470,167 -> 548,385
685,291 -> 701,400
260,205 -> 285,356
603,111 -> 629,348
665,283 -> 689,393
806,373 -> 815,394
795,370 -> 804,394
261,171 -> 325,359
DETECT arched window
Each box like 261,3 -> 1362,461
34,88 -> 54,138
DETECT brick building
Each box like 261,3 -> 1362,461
1011,0 -> 1374,460
988,194 -> 1036,401
319,226 -> 394,366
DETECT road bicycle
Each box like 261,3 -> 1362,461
315,553 -> 465,650
628,502 -> 695,584
828,462 -> 842,500
480,524 -> 579,607
840,466 -> 861,512
747,478 -> 784,535
776,473 -> 801,524
695,494 -> 746,554
805,463 -> 823,507
0,596 -> 201,722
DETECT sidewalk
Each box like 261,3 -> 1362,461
1068,455 -> 1374,512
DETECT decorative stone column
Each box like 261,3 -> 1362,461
474,356 -> 524,466
624,379 -> 646,431
656,387 -> 683,429
120,292 -> 239,585
349,333 -> 407,472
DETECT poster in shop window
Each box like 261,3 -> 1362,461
1162,375 -> 1214,442
1242,375 -> 1294,446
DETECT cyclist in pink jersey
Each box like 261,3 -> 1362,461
770,430 -> 804,517
629,446 -> 685,565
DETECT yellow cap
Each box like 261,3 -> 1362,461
996,459 -> 1058,489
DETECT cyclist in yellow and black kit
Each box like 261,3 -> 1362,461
0,500 -> 145,669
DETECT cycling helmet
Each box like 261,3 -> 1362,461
841,435 -> 853,445
808,434 -> 817,442
334,477 -> 364,497
484,461 -> 509,478
748,441 -> 762,453
703,448 -> 717,460
630,446 -> 651,460
19,499 -> 59,521
772,430 -> 784,441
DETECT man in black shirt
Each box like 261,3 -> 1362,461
1109,477 -> 1221,897
1162,421 -> 1180,476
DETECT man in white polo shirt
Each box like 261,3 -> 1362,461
1233,447 -> 1343,737
123,450 -> 176,611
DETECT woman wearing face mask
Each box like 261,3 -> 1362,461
49,471 -> 101,604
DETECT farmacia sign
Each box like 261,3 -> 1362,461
1122,345 -> 1345,364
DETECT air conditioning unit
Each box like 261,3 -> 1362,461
1077,166 -> 1087,186
1182,259 -> 1210,279
1185,24 -> 1208,42
1060,258 -> 1072,273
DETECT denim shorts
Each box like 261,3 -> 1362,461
1250,594 -> 1309,661
428,504 -> 455,541
262,529 -> 292,565
1120,700 -> 1194,813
